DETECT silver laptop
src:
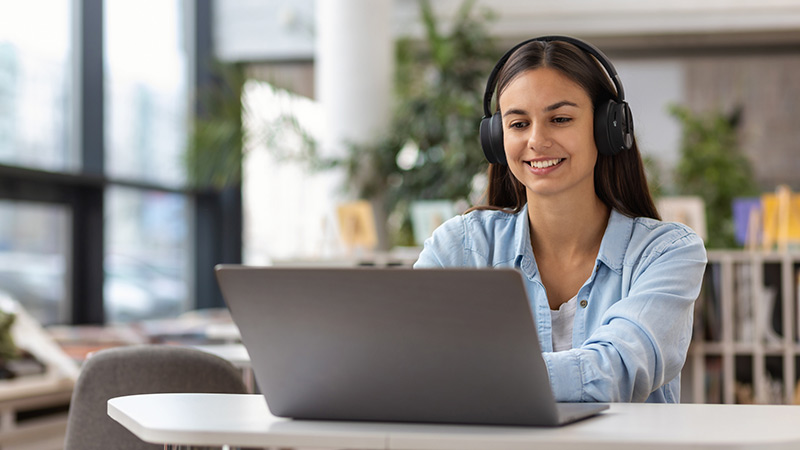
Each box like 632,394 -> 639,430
215,265 -> 608,426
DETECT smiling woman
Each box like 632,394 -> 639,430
414,36 -> 707,404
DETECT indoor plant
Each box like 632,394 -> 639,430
669,105 -> 759,248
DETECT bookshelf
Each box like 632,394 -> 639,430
682,250 -> 800,404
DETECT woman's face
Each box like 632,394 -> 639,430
498,67 -> 598,201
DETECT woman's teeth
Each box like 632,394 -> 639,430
528,158 -> 563,169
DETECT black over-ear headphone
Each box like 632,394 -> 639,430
479,35 -> 634,165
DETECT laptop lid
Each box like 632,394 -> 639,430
215,265 -> 607,426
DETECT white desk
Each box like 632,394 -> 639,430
108,393 -> 800,449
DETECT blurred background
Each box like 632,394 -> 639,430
0,2 -> 799,446
1,0 -> 797,326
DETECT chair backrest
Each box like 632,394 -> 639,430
64,344 -> 247,450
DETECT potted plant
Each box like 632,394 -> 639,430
273,0 -> 499,247
669,105 -> 759,248
184,62 -> 248,191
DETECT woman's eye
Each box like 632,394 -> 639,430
509,121 -> 528,129
553,117 -> 572,124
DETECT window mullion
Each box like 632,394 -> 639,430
72,0 -> 105,324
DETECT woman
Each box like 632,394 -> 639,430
414,36 -> 707,403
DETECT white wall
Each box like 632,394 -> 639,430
614,59 -> 685,187
213,0 -> 314,61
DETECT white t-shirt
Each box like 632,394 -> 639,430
551,295 -> 577,352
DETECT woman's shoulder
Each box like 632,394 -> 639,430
416,207 -> 525,268
625,214 -> 707,261
630,215 -> 699,241
450,207 -> 523,245
428,209 -> 527,248
461,207 -> 524,230
428,207 -> 522,243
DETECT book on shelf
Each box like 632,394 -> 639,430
794,379 -> 800,405
702,258 -> 786,344
704,356 -> 723,404
797,268 -> 800,343
733,186 -> 800,251
734,381 -> 754,404
761,186 -> 800,251
698,264 -> 722,341
761,286 -> 781,344
734,263 -> 753,342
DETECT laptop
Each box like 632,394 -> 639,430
215,265 -> 608,426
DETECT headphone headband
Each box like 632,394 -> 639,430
481,35 -> 625,118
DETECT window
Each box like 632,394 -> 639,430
103,0 -> 193,322
105,187 -> 191,323
0,0 -> 75,171
0,201 -> 70,325
0,0 -> 239,326
104,0 -> 189,186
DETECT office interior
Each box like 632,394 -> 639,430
0,0 -> 799,448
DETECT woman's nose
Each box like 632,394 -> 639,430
527,121 -> 551,150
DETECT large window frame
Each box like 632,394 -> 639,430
0,0 -> 241,324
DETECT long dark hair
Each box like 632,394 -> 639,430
475,40 -> 660,220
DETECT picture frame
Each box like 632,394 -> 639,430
656,196 -> 707,243
336,201 -> 378,251
410,200 -> 457,246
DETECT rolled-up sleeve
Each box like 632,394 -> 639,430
543,231 -> 707,402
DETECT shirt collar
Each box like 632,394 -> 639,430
596,209 -> 633,274
514,204 -> 532,261
511,205 -> 537,278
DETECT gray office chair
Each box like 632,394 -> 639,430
64,344 -> 248,450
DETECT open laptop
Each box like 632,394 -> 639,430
215,265 -> 608,426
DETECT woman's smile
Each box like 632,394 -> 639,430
525,157 -> 566,172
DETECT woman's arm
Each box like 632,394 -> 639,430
543,231 -> 707,402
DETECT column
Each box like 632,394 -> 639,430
315,0 -> 394,250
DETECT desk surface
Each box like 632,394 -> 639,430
108,393 -> 800,449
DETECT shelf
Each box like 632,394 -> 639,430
684,250 -> 800,405
0,372 -> 73,449
0,373 -> 73,404
689,342 -> 796,356
705,250 -> 800,263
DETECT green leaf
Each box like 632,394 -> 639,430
669,104 -> 759,248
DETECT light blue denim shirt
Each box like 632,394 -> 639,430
413,204 -> 707,403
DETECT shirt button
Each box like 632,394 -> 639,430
580,299 -> 588,308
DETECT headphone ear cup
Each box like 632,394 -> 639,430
479,116 -> 495,163
479,112 -> 507,165
594,99 -> 634,156
490,112 -> 506,165
619,102 -> 634,151
593,99 -> 614,156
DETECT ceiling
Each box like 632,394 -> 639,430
213,0 -> 800,62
